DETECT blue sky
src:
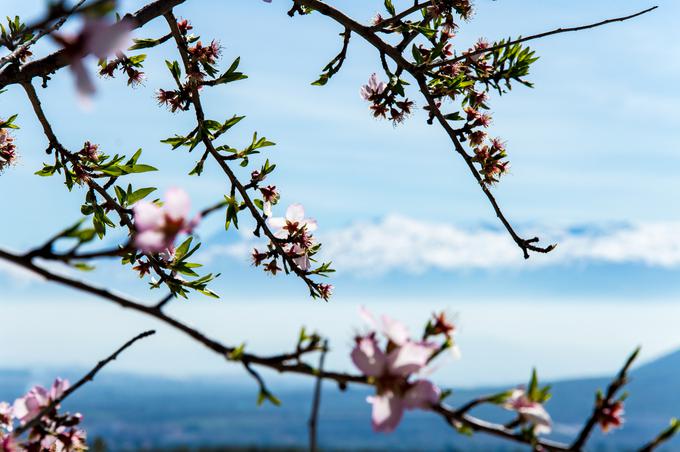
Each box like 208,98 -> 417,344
1,0 -> 679,386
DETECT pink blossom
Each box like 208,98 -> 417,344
351,309 -> 440,432
360,73 -> 387,101
267,204 -> 317,238
317,283 -> 334,300
49,378 -> 70,401
599,400 -> 624,433
12,386 -> 49,423
12,379 -> 70,425
503,388 -> 552,435
133,188 -> 199,253
366,381 -> 440,432
288,243 -> 311,271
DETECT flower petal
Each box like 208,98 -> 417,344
134,230 -> 167,253
302,218 -> 317,233
367,392 -> 404,433
286,203 -> 305,222
386,341 -> 436,377
381,315 -> 410,346
358,306 -> 378,329
133,201 -> 164,231
351,335 -> 386,377
164,187 -> 191,221
84,18 -> 133,60
402,380 -> 440,410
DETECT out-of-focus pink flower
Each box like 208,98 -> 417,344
49,378 -> 70,401
54,17 -> 133,97
351,308 -> 440,432
366,380 -> 440,432
599,401 -> 624,433
133,188 -> 199,253
12,378 -> 70,425
503,388 -> 552,435
360,73 -> 387,101
267,204 -> 317,238
13,386 -> 48,424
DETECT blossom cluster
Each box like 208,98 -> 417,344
0,126 -> 17,173
360,73 -> 414,125
251,203 -> 332,299
598,398 -> 625,432
0,379 -> 87,451
156,19 -> 219,112
350,308 -> 456,432
357,0 -> 538,185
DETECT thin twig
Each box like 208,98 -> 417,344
571,348 -> 640,450
639,418 -> 680,452
430,6 -> 658,68
370,1 -> 433,31
0,245 -> 574,450
308,339 -> 329,452
13,330 -> 156,437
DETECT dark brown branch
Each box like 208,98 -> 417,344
431,6 -> 658,68
571,348 -> 640,450
12,329 -> 156,437
0,247 -> 364,385
296,0 -> 555,258
0,0 -> 187,88
433,404 -> 569,452
0,246 -> 569,449
308,339 -> 329,452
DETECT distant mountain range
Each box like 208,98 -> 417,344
1,350 -> 679,451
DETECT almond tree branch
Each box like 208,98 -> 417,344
430,6 -> 658,68
571,347 -> 640,450
294,0 -> 554,258
0,245 -> 571,450
12,329 -> 156,438
163,11 -> 324,297
0,247 -> 364,385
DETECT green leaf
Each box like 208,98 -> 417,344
127,187 -> 156,205
119,164 -> 157,174
129,38 -> 161,50
384,0 -> 395,15
72,262 -> 96,271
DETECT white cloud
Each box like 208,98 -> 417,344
204,215 -> 680,276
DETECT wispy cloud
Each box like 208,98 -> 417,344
205,215 -> 680,276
